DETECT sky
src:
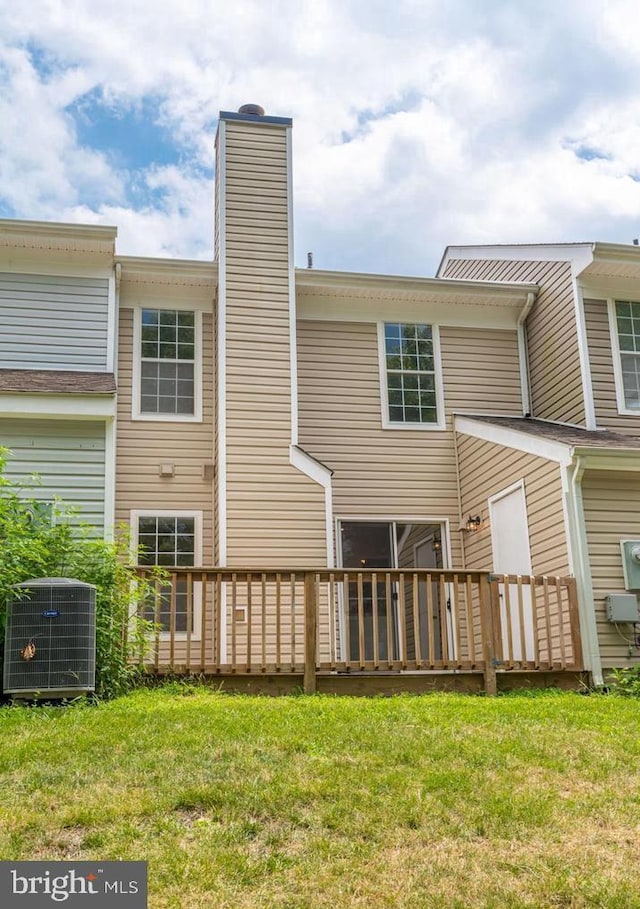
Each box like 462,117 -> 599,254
1,0 -> 640,277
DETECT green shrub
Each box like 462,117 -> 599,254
0,448 -> 159,700
607,665 -> 640,697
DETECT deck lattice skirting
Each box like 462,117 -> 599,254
132,568 -> 583,695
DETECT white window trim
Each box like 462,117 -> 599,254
132,306 -> 203,422
377,322 -> 446,431
608,297 -> 640,416
130,509 -> 203,641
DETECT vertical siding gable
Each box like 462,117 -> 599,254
0,272 -> 110,369
456,432 -> 569,575
443,259 -> 585,425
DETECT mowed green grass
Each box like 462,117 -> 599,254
1,689 -> 640,909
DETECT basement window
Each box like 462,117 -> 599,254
132,510 -> 202,637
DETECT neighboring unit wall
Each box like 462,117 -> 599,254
297,319 -> 523,566
219,118 -> 327,567
1,418 -> 107,529
115,307 -> 215,561
443,259 -> 584,425
456,433 -> 569,575
582,470 -> 640,668
0,273 -> 109,370
584,297 -> 640,434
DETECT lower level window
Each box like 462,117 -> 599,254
135,513 -> 200,635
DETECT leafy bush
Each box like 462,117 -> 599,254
607,665 -> 640,697
0,448 -> 158,700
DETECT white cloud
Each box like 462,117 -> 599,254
0,0 -> 640,273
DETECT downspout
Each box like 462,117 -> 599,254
565,453 -> 603,686
517,291 -> 535,417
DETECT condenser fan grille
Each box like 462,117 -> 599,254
3,579 -> 96,697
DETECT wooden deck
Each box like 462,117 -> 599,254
133,568 -> 584,695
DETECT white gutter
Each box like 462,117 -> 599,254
564,453 -> 603,686
517,291 -> 535,416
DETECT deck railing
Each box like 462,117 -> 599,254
132,568 -> 583,693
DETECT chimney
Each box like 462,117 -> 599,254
214,105 -> 328,568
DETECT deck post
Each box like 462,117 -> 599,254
480,573 -> 497,696
304,571 -> 318,694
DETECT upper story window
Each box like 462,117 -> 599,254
614,300 -> 640,412
379,322 -> 444,429
133,307 -> 202,421
141,309 -> 194,415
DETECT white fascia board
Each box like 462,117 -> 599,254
591,242 -> 640,264
438,243 -> 595,278
454,416 -> 573,465
289,446 -> 334,568
116,255 -> 217,286
0,256 -> 114,279
0,395 -> 116,419
0,217 -> 117,241
574,450 -> 640,471
297,297 -> 522,329
296,268 -> 537,300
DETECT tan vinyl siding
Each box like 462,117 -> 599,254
584,297 -> 640,434
455,433 -> 570,575
443,258 -> 584,425
297,320 -> 522,567
582,470 -> 640,668
115,308 -> 215,561
221,120 -> 326,568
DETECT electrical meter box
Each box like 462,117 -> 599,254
620,540 -> 640,590
606,593 -> 640,623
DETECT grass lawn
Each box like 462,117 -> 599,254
1,688 -> 640,909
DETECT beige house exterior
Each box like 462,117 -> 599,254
2,106 -> 640,687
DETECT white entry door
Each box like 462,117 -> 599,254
488,481 -> 535,661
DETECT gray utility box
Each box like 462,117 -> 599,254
606,593 -> 640,624
620,540 -> 640,590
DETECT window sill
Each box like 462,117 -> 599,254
132,412 -> 203,423
380,418 -> 446,431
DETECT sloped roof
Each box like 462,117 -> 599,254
0,369 -> 117,394
458,414 -> 640,451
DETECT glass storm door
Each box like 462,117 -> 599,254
340,521 -> 397,662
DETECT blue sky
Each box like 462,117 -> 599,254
1,0 -> 640,275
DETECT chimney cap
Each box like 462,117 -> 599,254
238,103 -> 265,117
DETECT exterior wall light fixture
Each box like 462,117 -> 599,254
465,515 -> 482,533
